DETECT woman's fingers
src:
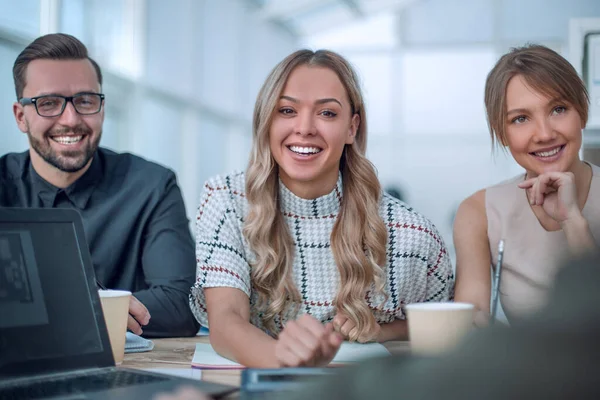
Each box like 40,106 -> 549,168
332,314 -> 347,332
277,331 -> 305,367
276,341 -> 301,367
536,175 -> 560,196
320,323 -> 343,360
279,322 -> 316,365
518,177 -> 539,204
291,323 -> 322,364
340,319 -> 355,337
333,313 -> 358,340
531,178 -> 541,205
519,172 -> 575,206
276,315 -> 345,367
517,178 -> 535,189
277,314 -> 329,366
289,319 -> 321,349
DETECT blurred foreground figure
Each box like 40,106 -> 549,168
156,252 -> 600,399
290,251 -> 600,400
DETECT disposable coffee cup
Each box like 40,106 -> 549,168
406,302 -> 474,356
98,289 -> 131,365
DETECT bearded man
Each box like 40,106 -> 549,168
0,33 -> 199,338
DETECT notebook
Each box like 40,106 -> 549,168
0,208 -> 236,399
125,332 -> 155,353
191,341 -> 391,369
196,326 -> 210,336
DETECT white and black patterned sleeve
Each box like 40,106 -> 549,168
380,196 -> 454,321
189,173 -> 250,327
422,220 -> 454,302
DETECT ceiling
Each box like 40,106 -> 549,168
248,0 -> 418,37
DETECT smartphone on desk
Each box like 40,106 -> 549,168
241,368 -> 333,399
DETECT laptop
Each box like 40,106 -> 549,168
0,208 -> 236,399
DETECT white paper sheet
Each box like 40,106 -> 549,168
191,341 -> 390,369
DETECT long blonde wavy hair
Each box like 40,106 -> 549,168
244,49 -> 388,341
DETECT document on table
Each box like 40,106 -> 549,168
191,341 -> 390,369
196,326 -> 210,336
124,332 -> 155,353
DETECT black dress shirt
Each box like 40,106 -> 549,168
0,147 -> 199,337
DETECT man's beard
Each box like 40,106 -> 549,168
27,126 -> 101,173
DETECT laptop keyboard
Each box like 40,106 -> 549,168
0,369 -> 168,399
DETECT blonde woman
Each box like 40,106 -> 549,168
190,49 -> 453,368
454,45 -> 600,327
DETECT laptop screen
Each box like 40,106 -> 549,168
0,209 -> 113,378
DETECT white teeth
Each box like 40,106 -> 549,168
52,136 -> 83,145
289,145 -> 322,155
534,146 -> 561,157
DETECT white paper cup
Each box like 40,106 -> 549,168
98,289 -> 131,365
406,302 -> 474,356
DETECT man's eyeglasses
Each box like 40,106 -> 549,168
19,93 -> 105,117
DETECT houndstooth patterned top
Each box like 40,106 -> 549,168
190,172 -> 454,335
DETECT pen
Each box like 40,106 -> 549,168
490,239 -> 505,325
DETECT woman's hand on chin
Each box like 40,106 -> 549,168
518,171 -> 582,223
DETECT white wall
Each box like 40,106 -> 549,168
303,0 -> 600,253
0,0 -> 40,156
3,0 -> 600,250
0,40 -> 28,157
0,0 -> 40,37
0,0 -> 298,226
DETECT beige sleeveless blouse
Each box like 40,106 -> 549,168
486,163 -> 600,322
